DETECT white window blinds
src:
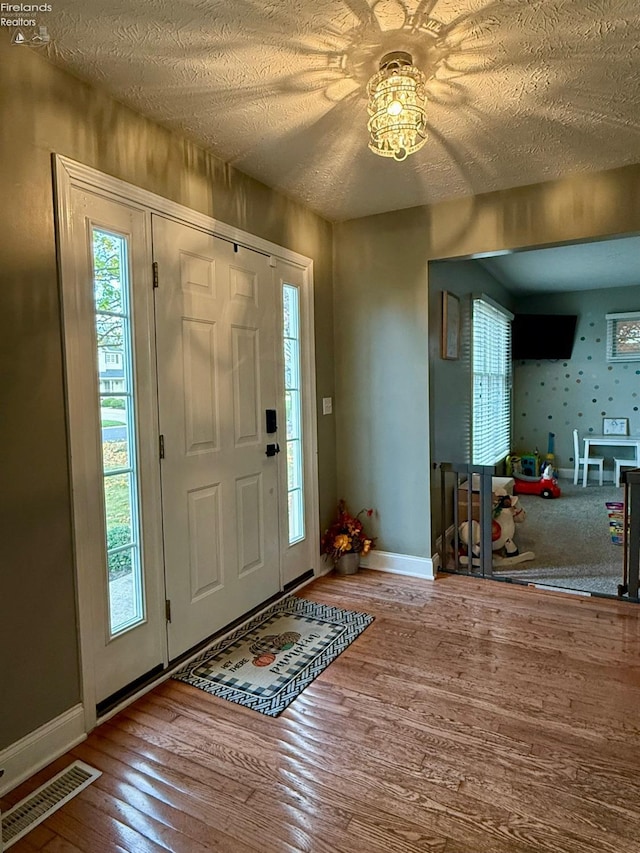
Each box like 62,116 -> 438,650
606,312 -> 640,362
472,296 -> 513,465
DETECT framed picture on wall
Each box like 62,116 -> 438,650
603,417 -> 629,435
442,291 -> 460,360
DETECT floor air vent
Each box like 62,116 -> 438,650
1,761 -> 101,849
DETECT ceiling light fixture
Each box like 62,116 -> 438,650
367,51 -> 427,162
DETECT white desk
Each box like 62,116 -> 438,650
582,435 -> 640,487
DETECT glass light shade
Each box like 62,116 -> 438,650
367,52 -> 427,161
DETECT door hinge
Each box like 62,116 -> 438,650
159,434 -> 165,459
152,261 -> 159,288
165,599 -> 172,622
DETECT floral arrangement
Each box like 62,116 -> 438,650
321,499 -> 376,563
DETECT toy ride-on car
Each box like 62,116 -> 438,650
513,474 -> 561,499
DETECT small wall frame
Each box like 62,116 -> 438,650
603,417 -> 629,435
441,291 -> 460,360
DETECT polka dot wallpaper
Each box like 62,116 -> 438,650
513,287 -> 640,472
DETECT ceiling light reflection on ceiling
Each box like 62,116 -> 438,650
367,51 -> 427,162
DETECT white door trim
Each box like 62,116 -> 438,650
53,154 -> 320,734
54,155 -> 314,269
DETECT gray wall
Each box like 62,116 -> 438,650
428,260 -> 514,547
513,286 -> 640,471
333,208 -> 431,558
334,162 -> 640,562
0,40 -> 336,750
428,260 -> 514,466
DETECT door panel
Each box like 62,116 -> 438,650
236,473 -> 264,573
183,319 -> 219,452
153,216 -> 282,659
232,325 -> 260,443
188,484 -> 223,597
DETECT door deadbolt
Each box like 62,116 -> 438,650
265,409 -> 277,434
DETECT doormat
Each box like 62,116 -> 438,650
172,596 -> 374,716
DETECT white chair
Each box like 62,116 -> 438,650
573,429 -> 604,487
614,453 -> 640,487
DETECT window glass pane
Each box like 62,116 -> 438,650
92,228 -> 145,636
101,396 -> 130,471
284,339 -> 300,390
108,550 -> 140,631
283,284 -> 299,339
103,437 -> 129,472
104,472 -> 133,532
286,389 -> 301,441
93,231 -> 124,314
287,440 -> 302,490
96,316 -> 125,362
288,489 -> 304,543
615,319 -> 640,353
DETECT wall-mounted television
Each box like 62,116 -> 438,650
512,314 -> 578,360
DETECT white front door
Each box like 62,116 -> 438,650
58,157 -> 318,721
153,216 -> 282,659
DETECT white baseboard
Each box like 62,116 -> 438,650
0,705 -> 86,797
360,549 -> 436,579
557,467 -> 616,484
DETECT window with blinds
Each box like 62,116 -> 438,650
472,296 -> 513,465
606,312 -> 640,362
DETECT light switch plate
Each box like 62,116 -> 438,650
322,397 -> 333,415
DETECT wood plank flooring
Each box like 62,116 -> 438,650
4,571 -> 640,852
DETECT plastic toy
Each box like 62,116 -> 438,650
513,466 -> 562,499
458,490 -> 535,567
519,453 -> 540,477
508,451 -> 541,478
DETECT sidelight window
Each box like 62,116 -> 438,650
92,229 -> 145,636
283,283 -> 305,544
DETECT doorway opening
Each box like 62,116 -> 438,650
429,232 -> 640,599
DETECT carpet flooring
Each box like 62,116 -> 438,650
494,480 -> 625,595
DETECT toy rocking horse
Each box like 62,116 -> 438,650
459,489 -> 535,567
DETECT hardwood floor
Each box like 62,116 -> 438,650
4,571 -> 640,852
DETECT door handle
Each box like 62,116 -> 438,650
265,443 -> 280,457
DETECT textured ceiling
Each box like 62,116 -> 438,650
478,235 -> 640,295
43,0 -> 640,221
